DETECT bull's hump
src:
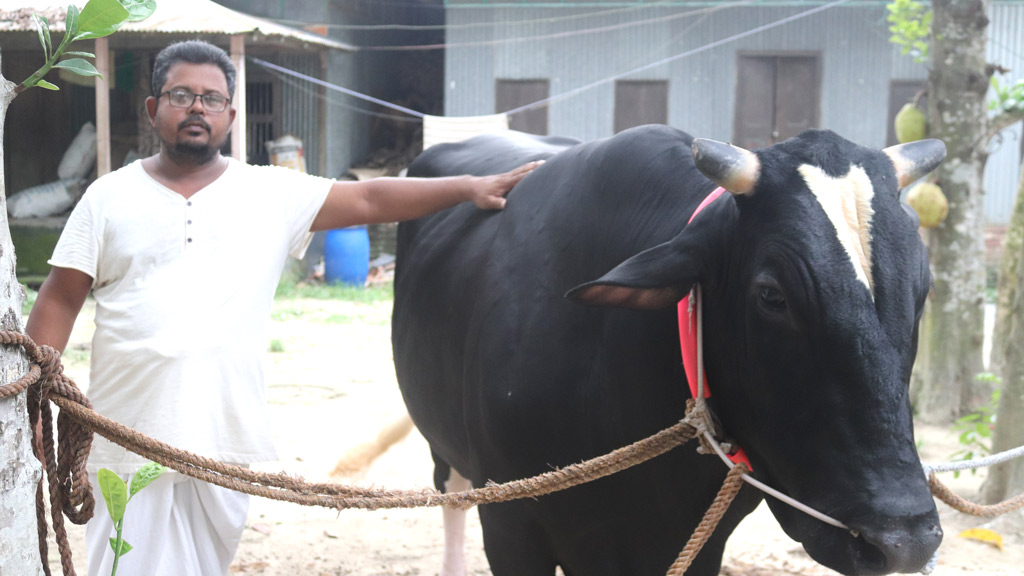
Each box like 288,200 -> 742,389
799,164 -> 876,294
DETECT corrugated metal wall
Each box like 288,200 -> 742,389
445,1 -> 1023,224
987,3 -> 1024,224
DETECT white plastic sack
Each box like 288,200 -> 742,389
265,134 -> 306,173
8,179 -> 78,219
57,122 -> 97,180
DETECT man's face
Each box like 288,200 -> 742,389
146,62 -> 236,164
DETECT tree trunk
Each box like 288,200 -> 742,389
981,157 -> 1024,503
989,154 -> 1023,380
912,0 -> 991,423
0,52 -> 44,574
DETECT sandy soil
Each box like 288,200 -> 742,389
47,294 -> 1023,575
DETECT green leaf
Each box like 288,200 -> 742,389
54,58 -> 102,77
32,14 -> 52,58
108,538 -> 133,557
62,51 -> 96,59
98,469 -> 128,522
76,0 -> 130,40
129,462 -> 168,500
119,0 -> 157,22
35,79 -> 60,91
65,5 -> 80,41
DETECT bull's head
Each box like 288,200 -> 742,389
567,130 -> 945,575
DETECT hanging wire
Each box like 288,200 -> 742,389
262,67 -> 422,123
250,0 -> 853,122
358,1 -> 763,51
270,0 -> 684,31
504,0 -> 854,116
248,57 -> 427,119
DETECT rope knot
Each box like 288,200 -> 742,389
684,398 -> 726,457
0,330 -> 95,576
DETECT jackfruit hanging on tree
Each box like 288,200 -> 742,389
906,182 -> 948,228
895,102 -> 927,143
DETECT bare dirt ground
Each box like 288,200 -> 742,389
48,293 -> 1024,575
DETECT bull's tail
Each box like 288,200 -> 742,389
329,413 -> 415,478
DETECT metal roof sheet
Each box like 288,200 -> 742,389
0,0 -> 354,51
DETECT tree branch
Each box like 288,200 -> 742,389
986,109 -> 1024,147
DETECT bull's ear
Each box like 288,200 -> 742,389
566,190 -> 735,310
565,241 -> 699,310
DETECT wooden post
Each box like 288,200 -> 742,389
230,35 -> 246,163
319,50 -> 328,176
94,37 -> 111,176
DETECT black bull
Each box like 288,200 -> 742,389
392,125 -> 946,576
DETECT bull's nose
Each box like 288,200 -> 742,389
859,519 -> 943,574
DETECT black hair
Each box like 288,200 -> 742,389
151,40 -> 236,98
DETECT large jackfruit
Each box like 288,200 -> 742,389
895,103 -> 927,143
906,182 -> 948,228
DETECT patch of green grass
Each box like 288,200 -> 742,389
274,279 -> 393,303
61,347 -> 91,367
22,285 -> 38,317
271,308 -> 306,322
268,339 -> 286,353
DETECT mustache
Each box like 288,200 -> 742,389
178,115 -> 211,132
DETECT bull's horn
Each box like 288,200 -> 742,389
692,139 -> 760,196
883,139 -> 947,189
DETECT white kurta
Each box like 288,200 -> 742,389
50,158 -> 333,474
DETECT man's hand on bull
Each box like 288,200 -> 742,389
469,160 -> 544,210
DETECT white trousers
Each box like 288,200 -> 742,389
86,471 -> 249,576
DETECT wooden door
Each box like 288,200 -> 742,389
734,55 -> 820,150
614,80 -> 668,133
496,79 -> 549,135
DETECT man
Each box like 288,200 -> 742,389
26,40 -> 537,576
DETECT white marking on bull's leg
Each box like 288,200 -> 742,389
441,467 -> 472,576
799,164 -> 876,293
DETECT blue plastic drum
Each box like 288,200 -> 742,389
324,226 -> 370,286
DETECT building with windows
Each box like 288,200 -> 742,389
442,0 -> 1024,226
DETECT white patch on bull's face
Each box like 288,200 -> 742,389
799,164 -> 876,294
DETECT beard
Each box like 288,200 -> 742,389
171,140 -> 220,164
164,115 -> 226,165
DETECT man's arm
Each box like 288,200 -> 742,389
310,161 -> 541,232
26,266 -> 93,354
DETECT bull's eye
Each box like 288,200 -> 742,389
757,286 -> 786,312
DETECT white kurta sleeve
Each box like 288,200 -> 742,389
48,191 -> 100,283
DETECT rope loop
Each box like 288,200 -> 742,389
0,331 -> 95,576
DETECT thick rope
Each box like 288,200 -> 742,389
6,327 -> 1024,576
665,462 -> 749,576
50,394 -> 699,510
2,329 -> 733,576
928,473 -> 1024,518
0,331 -> 94,576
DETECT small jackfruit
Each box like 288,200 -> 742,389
906,182 -> 948,228
895,103 -> 927,143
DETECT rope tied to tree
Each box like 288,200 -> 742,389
5,328 -> 1024,576
2,329 -> 752,575
0,331 -> 94,576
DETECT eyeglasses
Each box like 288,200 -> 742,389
160,89 -> 231,113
